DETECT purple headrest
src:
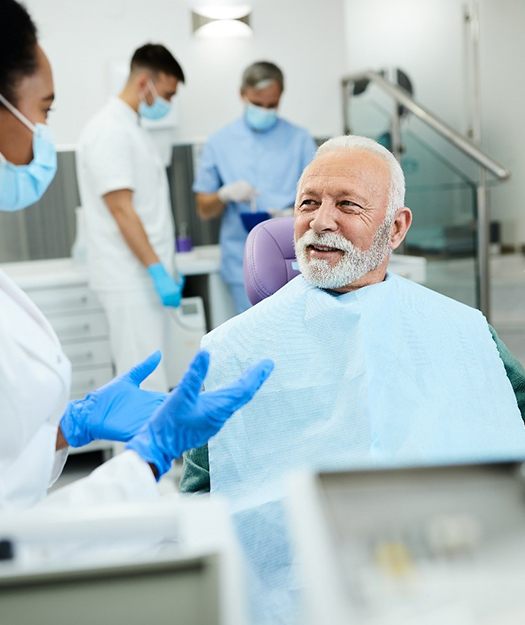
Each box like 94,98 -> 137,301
243,217 -> 300,305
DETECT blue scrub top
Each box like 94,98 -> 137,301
193,116 -> 317,286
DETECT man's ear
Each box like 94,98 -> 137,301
136,71 -> 150,95
390,207 -> 412,250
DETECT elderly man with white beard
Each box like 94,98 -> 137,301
180,135 -> 525,622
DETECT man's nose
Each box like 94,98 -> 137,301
310,202 -> 338,233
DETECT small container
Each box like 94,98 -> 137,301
176,237 -> 193,253
176,222 -> 193,253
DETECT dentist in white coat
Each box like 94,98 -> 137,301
0,0 -> 273,511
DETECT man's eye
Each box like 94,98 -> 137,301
339,200 -> 362,211
299,199 -> 317,208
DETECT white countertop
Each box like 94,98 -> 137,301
0,245 -> 222,290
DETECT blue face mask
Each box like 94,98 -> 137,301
0,94 -> 57,212
139,81 -> 171,121
245,103 -> 278,132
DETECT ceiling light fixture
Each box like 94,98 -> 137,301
190,0 -> 253,39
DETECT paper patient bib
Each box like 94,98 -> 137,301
204,273 -> 525,622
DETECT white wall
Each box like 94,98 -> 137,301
478,0 -> 525,247
25,0 -> 346,145
343,0 -> 525,247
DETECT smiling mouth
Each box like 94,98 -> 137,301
307,244 -> 343,253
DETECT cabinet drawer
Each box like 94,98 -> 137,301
70,366 -> 114,399
47,311 -> 109,342
26,285 -> 102,314
61,340 -> 112,368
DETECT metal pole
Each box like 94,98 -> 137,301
465,1 -> 490,318
342,80 -> 351,134
477,172 -> 490,319
390,104 -> 402,163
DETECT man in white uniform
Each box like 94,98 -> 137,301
77,44 -> 185,392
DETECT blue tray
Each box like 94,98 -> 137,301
240,211 -> 271,232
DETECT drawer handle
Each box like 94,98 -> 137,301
72,379 -> 97,394
62,323 -> 91,336
43,295 -> 90,309
71,351 -> 94,364
75,378 -> 96,395
64,295 -> 89,307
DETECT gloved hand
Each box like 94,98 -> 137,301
60,352 -> 166,448
126,350 -> 274,479
147,263 -> 185,308
218,180 -> 256,203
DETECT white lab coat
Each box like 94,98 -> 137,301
0,270 -> 158,510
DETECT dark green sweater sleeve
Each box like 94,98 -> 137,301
179,325 -> 525,494
489,324 -> 525,423
180,445 -> 210,493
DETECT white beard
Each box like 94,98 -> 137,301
294,219 -> 393,289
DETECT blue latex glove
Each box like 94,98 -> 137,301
60,352 -> 166,448
126,350 -> 274,479
147,263 -> 185,308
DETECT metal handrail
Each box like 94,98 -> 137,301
341,69 -> 509,319
341,70 -> 509,180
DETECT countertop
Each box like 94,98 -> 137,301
0,245 -> 222,290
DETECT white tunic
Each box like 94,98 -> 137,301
0,270 -> 158,510
76,97 -> 175,292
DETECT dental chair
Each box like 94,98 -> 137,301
243,216 -> 298,305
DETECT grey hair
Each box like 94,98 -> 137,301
241,61 -> 284,92
311,135 -> 406,218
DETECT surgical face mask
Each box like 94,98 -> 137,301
245,103 -> 278,132
0,93 -> 57,212
294,217 -> 393,289
139,81 -> 171,120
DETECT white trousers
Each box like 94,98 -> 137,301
97,287 -> 179,392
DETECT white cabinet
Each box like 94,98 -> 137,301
27,284 -> 114,400
28,283 -> 115,455
1,260 -> 115,456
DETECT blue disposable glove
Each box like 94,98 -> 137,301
60,352 -> 166,448
147,263 -> 185,308
126,350 -> 274,479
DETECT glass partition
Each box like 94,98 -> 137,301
345,82 -> 480,308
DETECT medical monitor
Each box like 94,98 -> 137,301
291,462 -> 525,625
0,553 -> 220,625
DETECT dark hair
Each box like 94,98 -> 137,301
131,43 -> 185,83
0,0 -> 38,104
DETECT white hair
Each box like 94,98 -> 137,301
303,134 -> 406,218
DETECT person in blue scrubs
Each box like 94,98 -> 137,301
193,61 -> 317,313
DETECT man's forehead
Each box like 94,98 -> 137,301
299,151 -> 390,193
